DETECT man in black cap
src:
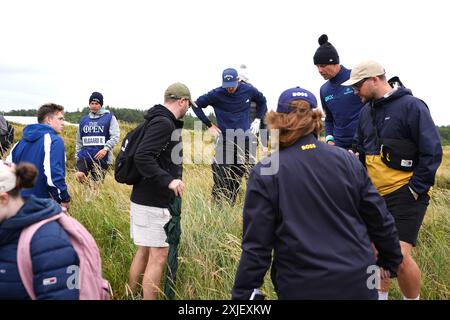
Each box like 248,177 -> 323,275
313,34 -> 364,150
75,92 -> 120,197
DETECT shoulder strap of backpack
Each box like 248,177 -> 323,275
17,213 -> 64,300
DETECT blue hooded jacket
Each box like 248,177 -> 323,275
7,124 -> 70,203
0,196 -> 79,299
354,86 -> 443,195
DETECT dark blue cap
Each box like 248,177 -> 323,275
222,68 -> 239,88
277,87 -> 317,113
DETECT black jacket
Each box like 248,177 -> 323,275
131,105 -> 183,208
232,134 -> 402,300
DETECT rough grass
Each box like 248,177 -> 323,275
3,122 -> 449,300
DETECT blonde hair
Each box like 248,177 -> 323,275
266,100 -> 323,149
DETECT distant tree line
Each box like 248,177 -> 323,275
438,125 -> 450,145
3,108 -> 449,143
4,107 -> 216,130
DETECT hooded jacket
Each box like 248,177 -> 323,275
320,65 -> 364,148
7,124 -> 70,203
232,134 -> 402,300
0,196 -> 79,299
354,87 -> 443,196
131,105 -> 183,208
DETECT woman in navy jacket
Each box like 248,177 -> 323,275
0,161 -> 79,299
232,87 -> 403,300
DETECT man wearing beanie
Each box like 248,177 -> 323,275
313,34 -> 364,149
75,92 -> 120,196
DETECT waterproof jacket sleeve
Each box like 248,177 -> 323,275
46,136 -> 70,203
31,222 -> 80,299
134,116 -> 175,189
355,158 -> 403,275
193,91 -> 217,127
104,115 -> 120,151
232,168 -> 275,300
75,126 -> 82,160
407,100 -> 443,194
320,90 -> 334,138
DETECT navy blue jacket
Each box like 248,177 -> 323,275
193,82 -> 267,134
7,124 -> 70,203
0,196 -> 79,299
232,134 -> 402,300
354,87 -> 443,195
320,66 -> 364,148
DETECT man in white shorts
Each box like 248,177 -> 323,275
128,83 -> 196,300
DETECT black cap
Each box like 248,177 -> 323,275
313,34 -> 340,65
89,92 -> 103,106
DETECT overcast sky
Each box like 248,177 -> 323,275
1,0 -> 449,125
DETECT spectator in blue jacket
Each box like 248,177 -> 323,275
0,161 -> 79,299
193,67 -> 267,204
232,86 -> 402,300
313,34 -> 364,149
6,103 -> 70,210
343,60 -> 443,300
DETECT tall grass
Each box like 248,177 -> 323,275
3,122 -> 449,299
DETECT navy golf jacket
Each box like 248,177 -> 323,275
232,134 -> 402,299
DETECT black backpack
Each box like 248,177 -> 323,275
0,116 -> 14,155
114,121 -> 149,185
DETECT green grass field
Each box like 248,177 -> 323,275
4,122 -> 449,300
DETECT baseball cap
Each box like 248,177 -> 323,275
222,68 -> 239,88
0,161 -> 16,193
341,60 -> 386,86
164,82 -> 198,108
277,87 -> 318,113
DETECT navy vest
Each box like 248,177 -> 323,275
77,113 -> 112,164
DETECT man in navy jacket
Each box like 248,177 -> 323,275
232,86 -> 402,300
7,103 -> 70,209
343,60 -> 442,300
193,67 -> 267,204
314,34 -> 364,149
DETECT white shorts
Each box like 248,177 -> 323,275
130,202 -> 171,247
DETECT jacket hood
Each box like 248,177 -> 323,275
89,108 -> 110,118
373,87 -> 413,107
22,123 -> 57,142
0,196 -> 61,245
144,104 -> 175,121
